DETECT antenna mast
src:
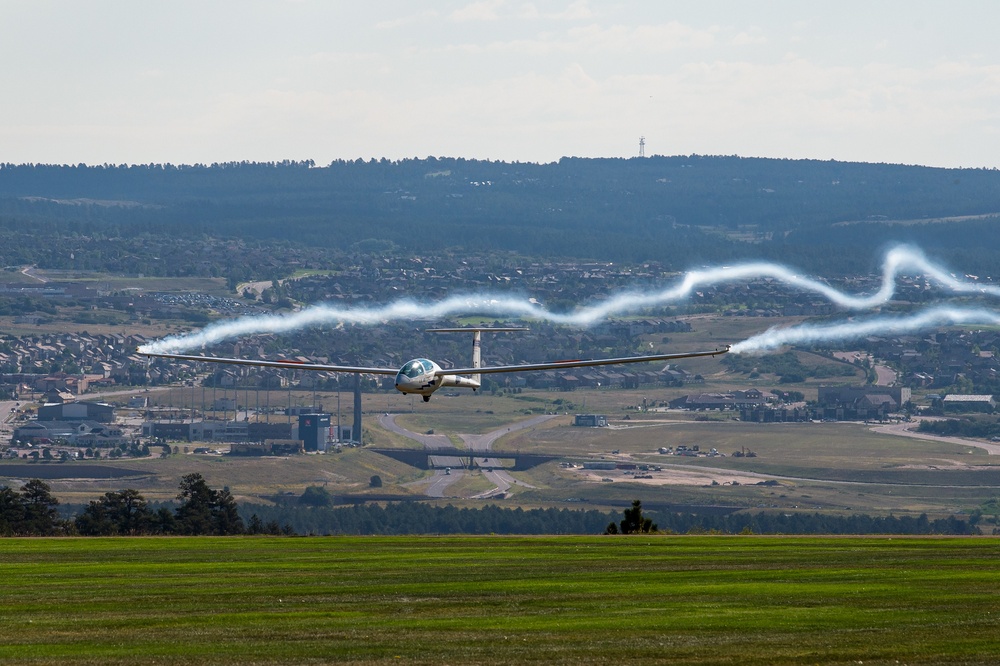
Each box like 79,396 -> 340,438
639,136 -> 646,157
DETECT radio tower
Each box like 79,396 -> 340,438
638,136 -> 646,157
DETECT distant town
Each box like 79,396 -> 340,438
0,157 -> 998,528
2,255 -> 998,461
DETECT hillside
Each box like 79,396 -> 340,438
2,156 -> 1000,275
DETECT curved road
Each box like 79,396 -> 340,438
424,470 -> 460,498
378,414 -> 454,449
461,415 -> 551,499
461,414 -> 555,456
869,418 -> 1000,455
873,364 -> 897,386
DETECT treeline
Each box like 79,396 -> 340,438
236,501 -> 977,536
918,416 -> 1000,440
3,156 -> 1000,272
659,510 -> 977,536
241,502 -> 618,536
76,473 -> 245,536
0,479 -> 979,537
4,157 -> 1000,232
0,475 -> 255,536
0,479 -> 68,536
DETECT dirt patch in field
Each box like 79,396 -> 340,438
581,466 -> 776,487
0,464 -> 147,480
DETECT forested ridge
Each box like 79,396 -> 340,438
2,156 -> 1000,275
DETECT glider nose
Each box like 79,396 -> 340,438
394,371 -> 417,393
395,358 -> 434,395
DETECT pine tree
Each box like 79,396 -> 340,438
618,500 -> 657,534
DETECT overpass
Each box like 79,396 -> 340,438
369,447 -> 559,471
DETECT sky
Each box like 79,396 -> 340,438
2,0 -> 999,168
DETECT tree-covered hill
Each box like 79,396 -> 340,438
2,156 -> 999,274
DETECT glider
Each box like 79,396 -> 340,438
141,327 -> 729,402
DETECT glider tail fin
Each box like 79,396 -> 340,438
428,326 -> 529,391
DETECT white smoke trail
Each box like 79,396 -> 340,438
139,245 -> 1000,355
730,306 -> 1000,354
142,296 -> 551,354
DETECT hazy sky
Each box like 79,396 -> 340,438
3,1 -> 999,168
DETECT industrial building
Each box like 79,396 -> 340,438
37,400 -> 115,423
574,414 -> 608,427
12,421 -> 129,447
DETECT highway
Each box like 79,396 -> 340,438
0,399 -> 19,440
379,413 -> 465,496
380,413 -> 551,498
461,415 -> 551,498
424,470 -> 459,498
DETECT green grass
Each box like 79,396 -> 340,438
31,447 -> 430,504
288,269 -> 339,279
395,408 -> 552,437
25,270 -> 231,294
1,536 -> 999,665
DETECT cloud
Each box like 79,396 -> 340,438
544,1 -> 596,21
9,4 -> 1000,169
375,11 -> 440,30
453,0 -> 597,22
567,22 -> 718,52
427,20 -> 718,57
732,29 -> 767,46
177,43 -> 1000,166
449,0 -> 506,22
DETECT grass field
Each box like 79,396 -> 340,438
17,270 -> 231,294
2,536 -> 999,665
507,417 -> 1000,518
0,271 -> 234,336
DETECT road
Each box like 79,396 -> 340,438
460,415 -> 551,498
0,400 -> 20,439
869,418 -> 1000,455
830,352 -> 895,386
20,266 -> 47,283
424,470 -> 459,498
873,364 -> 897,386
461,413 -> 555,457
378,414 -> 453,449
381,413 -> 551,498
472,469 -> 515,499
379,414 -> 465,496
